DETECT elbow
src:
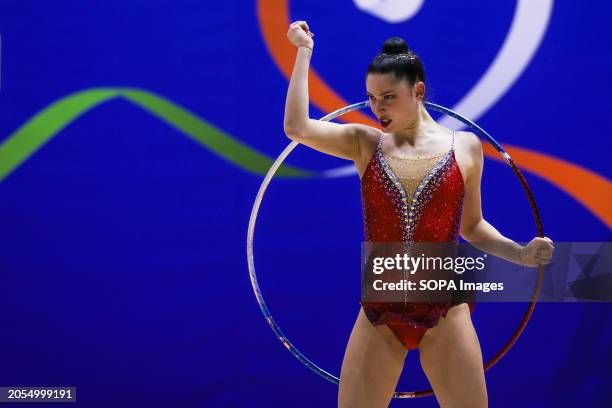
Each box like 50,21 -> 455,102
283,124 -> 299,140
460,223 -> 471,240
283,121 -> 305,141
460,225 -> 475,242
460,218 -> 483,242
460,230 -> 473,243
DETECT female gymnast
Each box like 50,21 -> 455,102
283,21 -> 554,408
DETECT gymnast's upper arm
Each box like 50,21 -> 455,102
460,132 -> 484,237
284,118 -> 377,161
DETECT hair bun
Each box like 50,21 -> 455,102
381,37 -> 410,55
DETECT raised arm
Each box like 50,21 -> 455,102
283,21 -> 377,161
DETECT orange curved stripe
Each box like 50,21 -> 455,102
256,0 -> 378,127
484,144 -> 612,228
257,0 -> 612,229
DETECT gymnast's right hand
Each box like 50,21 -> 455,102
287,20 -> 314,50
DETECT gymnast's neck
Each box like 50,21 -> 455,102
388,103 -> 443,146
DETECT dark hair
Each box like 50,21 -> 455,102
367,37 -> 427,99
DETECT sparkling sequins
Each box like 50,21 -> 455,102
373,133 -> 458,242
360,131 -> 467,332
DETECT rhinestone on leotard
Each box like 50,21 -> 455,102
360,131 -> 468,331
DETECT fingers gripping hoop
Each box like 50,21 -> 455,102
246,101 -> 545,398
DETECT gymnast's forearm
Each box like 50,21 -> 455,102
283,46 -> 313,138
461,218 -> 524,265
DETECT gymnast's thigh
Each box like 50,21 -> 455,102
418,303 -> 488,408
338,307 -> 407,408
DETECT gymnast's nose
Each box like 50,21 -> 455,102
370,99 -> 379,112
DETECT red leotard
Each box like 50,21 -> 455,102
360,130 -> 476,350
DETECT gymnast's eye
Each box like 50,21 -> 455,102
384,95 -> 394,100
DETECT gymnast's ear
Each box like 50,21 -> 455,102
414,81 -> 425,100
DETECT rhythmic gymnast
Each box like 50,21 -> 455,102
283,21 -> 554,408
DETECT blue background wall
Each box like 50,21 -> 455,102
0,1 -> 610,406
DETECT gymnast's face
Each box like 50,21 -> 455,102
366,73 -> 424,132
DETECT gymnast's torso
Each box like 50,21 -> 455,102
357,129 -> 475,334
359,130 -> 465,242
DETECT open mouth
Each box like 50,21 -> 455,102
380,118 -> 392,128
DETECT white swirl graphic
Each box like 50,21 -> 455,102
325,0 -> 554,178
354,0 -> 425,23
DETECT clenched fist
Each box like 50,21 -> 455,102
287,20 -> 314,50
520,236 -> 555,267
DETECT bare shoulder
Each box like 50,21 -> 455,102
456,130 -> 482,155
352,124 -> 382,179
454,131 -> 483,185
354,123 -> 382,152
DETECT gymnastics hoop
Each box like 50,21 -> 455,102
246,101 -> 545,398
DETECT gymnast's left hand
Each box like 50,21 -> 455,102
519,236 -> 554,267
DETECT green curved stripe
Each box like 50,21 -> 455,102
0,87 -> 314,182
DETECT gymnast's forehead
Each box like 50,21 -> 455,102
366,74 -> 408,94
